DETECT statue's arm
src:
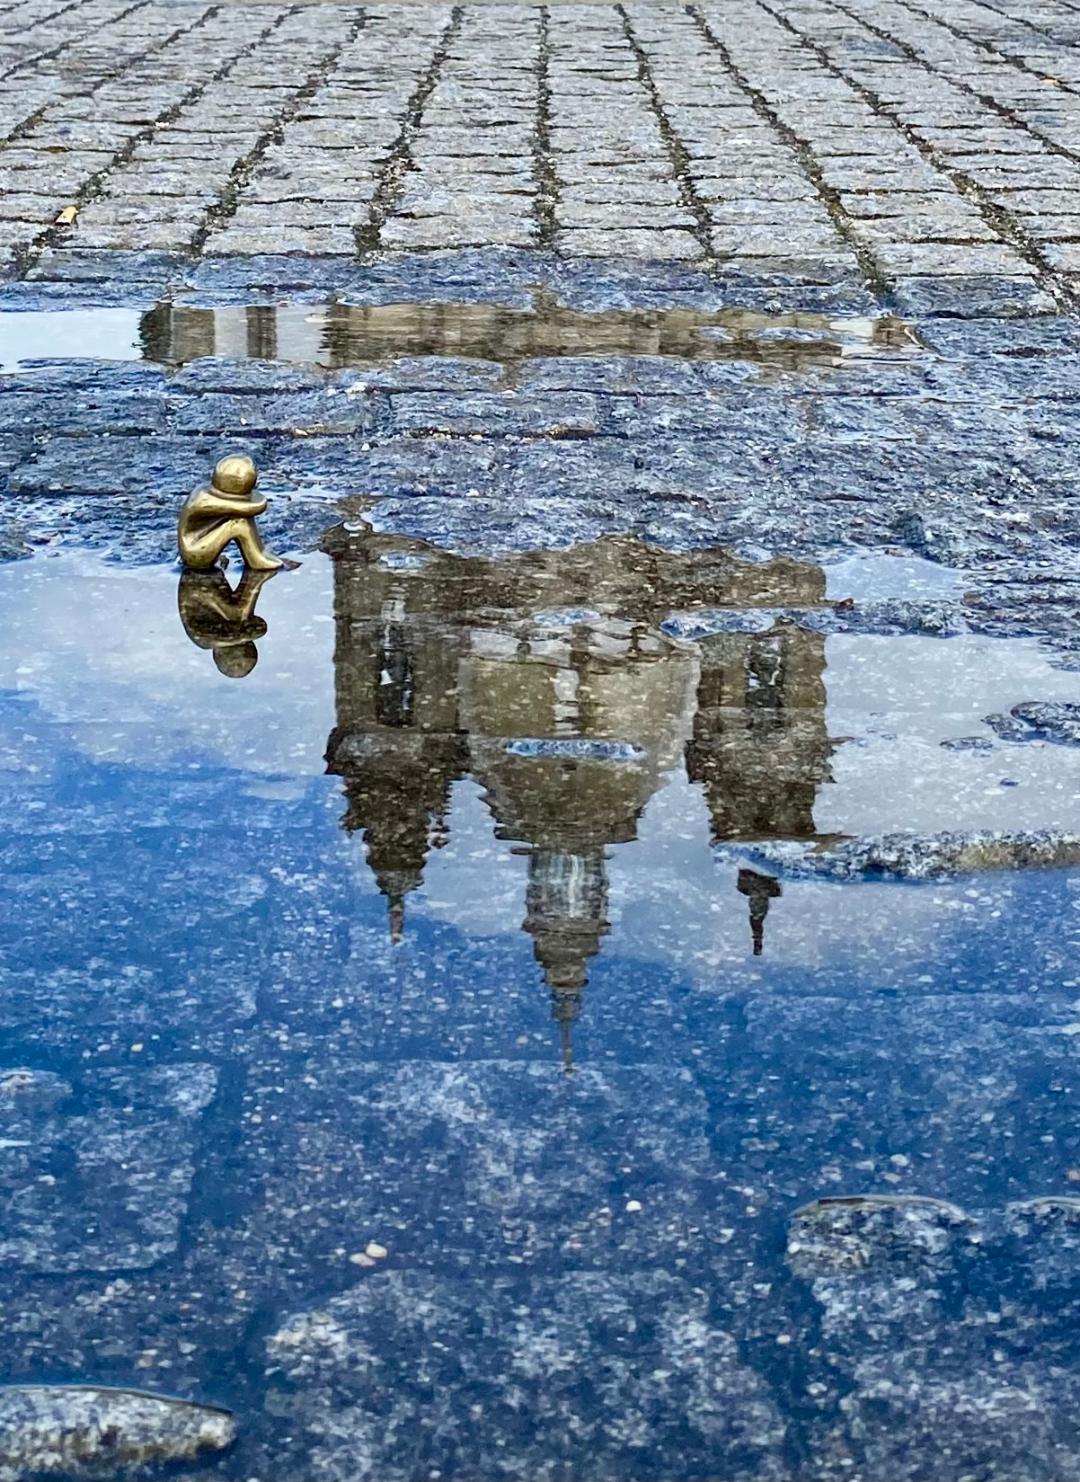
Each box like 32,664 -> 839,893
187,489 -> 268,518
230,495 -> 268,517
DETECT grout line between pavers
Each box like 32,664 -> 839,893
533,3 -> 558,250
755,0 -> 1071,307
687,1 -> 889,304
354,5 -> 464,258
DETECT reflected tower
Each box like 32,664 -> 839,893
460,615 -> 699,1068
687,622 -> 831,846
325,532 -> 470,942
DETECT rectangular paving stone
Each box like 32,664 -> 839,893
0,1064 -> 217,1272
386,390 -> 601,439
254,1271 -> 785,1482
234,1059 -> 726,1271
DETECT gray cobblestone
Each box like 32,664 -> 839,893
2,0 -> 1080,303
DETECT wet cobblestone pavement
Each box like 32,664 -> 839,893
8,2 -> 1080,1481
5,289 -> 1080,655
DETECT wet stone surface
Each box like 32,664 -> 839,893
4,293 -> 1080,641
1,1064 -> 216,1272
0,1386 -> 235,1481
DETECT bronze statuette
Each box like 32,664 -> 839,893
178,455 -> 284,572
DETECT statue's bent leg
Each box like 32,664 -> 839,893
232,520 -> 284,572
180,523 -> 235,570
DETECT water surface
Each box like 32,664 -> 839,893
4,538 -> 1080,1481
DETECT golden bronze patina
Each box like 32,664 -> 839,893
178,565 -> 275,678
177,455 -> 283,572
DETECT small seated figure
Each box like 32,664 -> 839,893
178,454 -> 283,572
178,565 -> 275,678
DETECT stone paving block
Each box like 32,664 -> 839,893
6,434 -> 216,496
557,229 -> 704,259
171,390 -> 374,436
230,1058 -> 728,1272
0,360 -> 167,393
208,227 -> 360,257
874,242 -> 1034,276
0,1063 -> 217,1272
26,248 -> 183,284
380,215 -> 536,250
1043,243 -> 1080,272
891,274 -> 1056,317
605,390 -> 801,443
915,316 -> 1080,356
515,355 -> 740,396
335,357 -> 504,393
253,1271 -> 786,1482
0,389 -> 167,434
697,990 -> 1080,1210
169,357 -> 327,394
386,389 -> 601,439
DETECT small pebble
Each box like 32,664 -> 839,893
349,1252 -> 376,1268
366,1241 -> 388,1259
625,1200 -> 643,1213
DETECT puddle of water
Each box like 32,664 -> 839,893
824,552 -> 970,602
0,307 -> 144,368
0,299 -> 921,371
4,537 -> 1080,1480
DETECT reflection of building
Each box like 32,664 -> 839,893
689,623 -> 829,843
140,300 -> 916,373
325,528 -> 831,1062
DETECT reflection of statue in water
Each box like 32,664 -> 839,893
177,455 -> 284,572
737,868 -> 782,956
178,566 -> 275,678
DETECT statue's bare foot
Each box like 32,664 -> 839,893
244,550 -> 285,571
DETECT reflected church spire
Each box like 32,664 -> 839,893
523,846 -> 610,1072
737,868 -> 783,956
